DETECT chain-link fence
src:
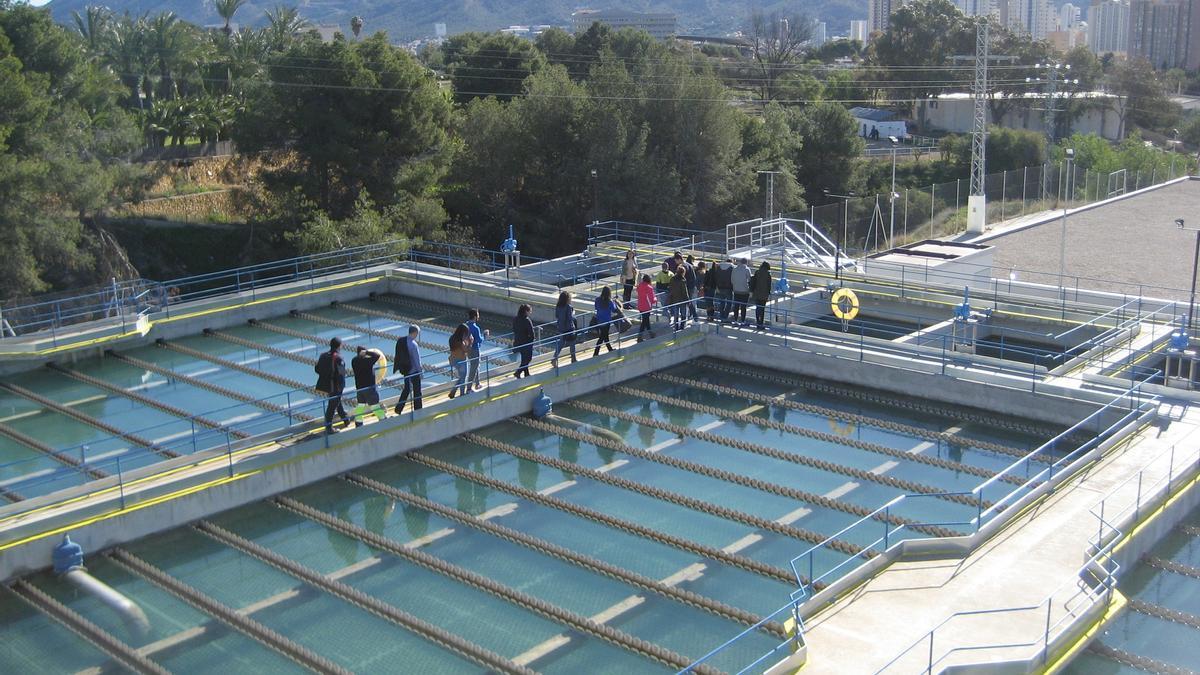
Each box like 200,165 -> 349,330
799,160 -> 1190,257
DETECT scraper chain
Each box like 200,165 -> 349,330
407,451 -> 797,585
248,318 -> 452,377
620,382 -> 1018,484
193,520 -> 537,675
1143,555 -> 1200,581
107,351 -> 311,422
466,428 -> 883,555
204,328 -> 315,366
0,419 -> 108,481
108,548 -> 350,675
272,497 -> 720,675
0,381 -> 166,455
650,373 -> 1032,461
7,580 -> 169,675
1129,598 -> 1200,631
702,362 -> 1065,439
551,402 -> 984,513
1088,641 -> 1198,675
344,472 -> 787,639
158,339 -> 311,392
46,363 -> 247,441
364,296 -> 516,346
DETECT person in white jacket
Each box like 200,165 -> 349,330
731,259 -> 752,325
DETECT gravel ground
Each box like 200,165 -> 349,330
984,180 -> 1200,302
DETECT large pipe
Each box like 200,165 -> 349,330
545,413 -> 627,447
53,536 -> 150,639
62,569 -> 151,638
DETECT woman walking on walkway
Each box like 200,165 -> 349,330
552,291 -> 577,367
621,250 -> 638,304
447,324 -> 473,398
512,304 -> 534,378
636,273 -> 658,342
593,286 -> 618,357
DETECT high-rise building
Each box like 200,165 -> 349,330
813,21 -> 828,45
1059,2 -> 1082,28
571,9 -> 677,40
850,19 -> 869,42
1127,0 -> 1200,69
958,0 -> 995,17
868,0 -> 904,36
1089,0 -> 1130,53
1004,0 -> 1056,38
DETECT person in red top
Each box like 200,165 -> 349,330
636,273 -> 658,342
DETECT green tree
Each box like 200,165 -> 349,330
235,32 -> 452,232
213,0 -> 246,37
448,32 -> 544,104
790,102 -> 865,205
871,0 -> 974,130
0,1 -> 143,299
263,5 -> 310,52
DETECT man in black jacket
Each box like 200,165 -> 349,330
315,337 -> 351,434
393,326 -> 423,414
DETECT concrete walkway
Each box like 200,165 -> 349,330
800,403 -> 1200,674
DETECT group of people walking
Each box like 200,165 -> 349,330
620,250 -> 775,333
313,250 -> 775,434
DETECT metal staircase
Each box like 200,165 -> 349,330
725,217 -> 855,272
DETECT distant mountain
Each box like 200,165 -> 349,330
45,0 -> 867,43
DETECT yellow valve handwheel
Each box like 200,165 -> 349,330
830,288 -> 860,321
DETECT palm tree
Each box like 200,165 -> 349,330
108,12 -> 151,109
264,5 -> 311,52
72,6 -> 112,59
213,0 -> 248,37
350,16 -> 364,39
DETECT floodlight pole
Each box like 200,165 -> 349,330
1181,218 -> 1200,335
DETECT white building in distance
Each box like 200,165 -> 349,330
850,19 -> 868,42
571,9 -> 677,39
1088,0 -> 1129,55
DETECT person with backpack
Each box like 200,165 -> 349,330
731,258 -> 752,326
350,346 -> 387,426
448,324 -> 473,398
315,337 -> 351,434
593,286 -> 618,356
636,273 -> 658,342
512,304 -> 535,378
751,261 -> 773,331
465,309 -> 489,392
552,291 -> 578,367
620,250 -> 638,305
393,326 -> 423,414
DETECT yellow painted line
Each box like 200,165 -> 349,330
1039,590 -> 1127,675
0,332 -> 699,549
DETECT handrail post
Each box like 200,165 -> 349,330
116,456 -> 125,509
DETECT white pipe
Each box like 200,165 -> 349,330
546,414 -> 626,446
63,568 -> 151,638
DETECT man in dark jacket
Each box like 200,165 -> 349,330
701,262 -> 717,321
315,337 -> 351,434
750,261 -> 773,330
393,326 -> 423,414
714,259 -> 734,322
351,346 -> 386,426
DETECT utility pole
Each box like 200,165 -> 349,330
1027,62 -> 1078,201
953,20 -> 1013,235
758,170 -> 782,221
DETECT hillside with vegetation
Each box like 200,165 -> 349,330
1,0 -> 1191,305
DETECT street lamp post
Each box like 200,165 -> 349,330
888,135 -> 899,248
824,188 -> 855,280
590,169 -> 598,224
1179,218 -> 1200,335
1058,148 -> 1074,286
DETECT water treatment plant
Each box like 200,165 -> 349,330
2,182 -> 1200,674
